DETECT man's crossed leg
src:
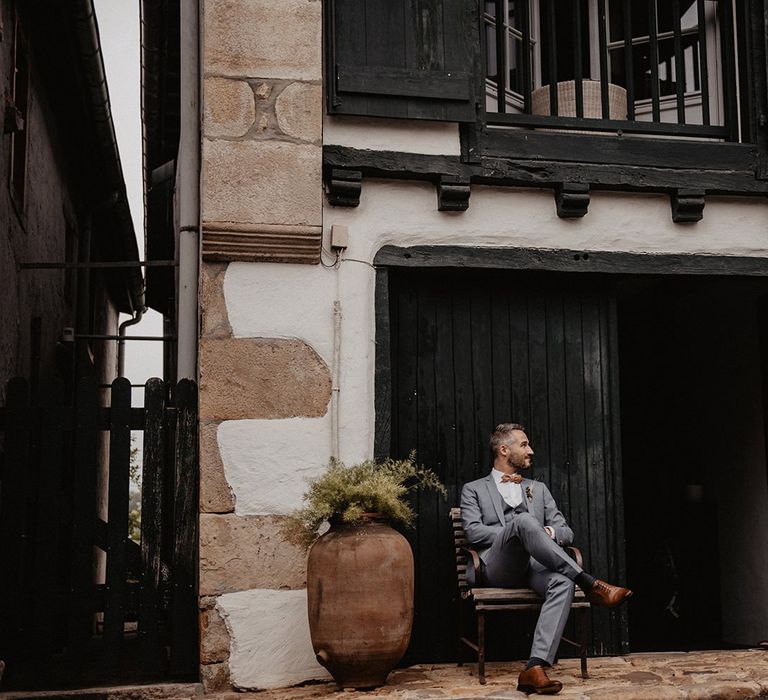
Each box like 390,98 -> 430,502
482,513 -> 632,695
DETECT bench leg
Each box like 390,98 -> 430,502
478,610 -> 486,685
456,606 -> 464,667
578,609 -> 589,679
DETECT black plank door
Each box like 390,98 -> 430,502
382,268 -> 628,663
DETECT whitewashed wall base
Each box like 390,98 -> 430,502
217,589 -> 330,690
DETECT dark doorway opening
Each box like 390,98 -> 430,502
617,276 -> 768,652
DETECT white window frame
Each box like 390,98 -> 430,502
484,0 -> 726,130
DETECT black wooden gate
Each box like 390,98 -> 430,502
380,268 -> 628,663
0,376 -> 198,690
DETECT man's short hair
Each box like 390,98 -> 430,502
490,423 -> 526,457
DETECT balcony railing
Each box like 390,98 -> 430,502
483,0 -> 739,141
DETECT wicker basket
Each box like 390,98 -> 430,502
532,80 -> 627,121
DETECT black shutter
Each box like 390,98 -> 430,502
327,0 -> 478,122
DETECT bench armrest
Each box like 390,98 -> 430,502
564,545 -> 583,568
463,547 -> 482,572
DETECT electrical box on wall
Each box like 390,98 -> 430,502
331,224 -> 348,250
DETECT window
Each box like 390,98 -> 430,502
483,0 -> 734,140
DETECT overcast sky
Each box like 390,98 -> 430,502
94,0 -> 163,392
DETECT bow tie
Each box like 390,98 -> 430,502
500,473 -> 523,484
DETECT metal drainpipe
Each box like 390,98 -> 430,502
175,0 -> 201,382
117,307 -> 146,377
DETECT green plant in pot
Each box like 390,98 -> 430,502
284,454 -> 445,690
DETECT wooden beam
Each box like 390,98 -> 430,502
373,246 -> 768,277
483,130 -> 757,172
323,146 -> 768,196
374,269 -> 392,461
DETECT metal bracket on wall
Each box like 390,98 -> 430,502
556,183 -> 590,218
72,334 -> 177,341
19,260 -> 178,270
325,168 -> 362,207
671,189 -> 705,223
437,176 -> 471,212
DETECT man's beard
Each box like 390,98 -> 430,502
507,455 -> 531,471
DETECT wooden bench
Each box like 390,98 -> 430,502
450,507 -> 591,684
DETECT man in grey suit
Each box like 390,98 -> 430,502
461,423 -> 632,695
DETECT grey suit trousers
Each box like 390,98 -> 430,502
482,512 -> 583,665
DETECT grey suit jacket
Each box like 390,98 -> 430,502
460,473 -> 574,563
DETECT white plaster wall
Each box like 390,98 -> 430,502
225,263 -> 336,365
218,416 -> 332,516
217,589 -> 330,689
224,183 -> 768,469
329,182 -> 768,258
323,115 -> 461,155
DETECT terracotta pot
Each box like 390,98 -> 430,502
307,513 -> 414,689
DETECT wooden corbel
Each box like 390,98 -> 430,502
325,168 -> 362,207
671,189 -> 705,223
555,183 -> 590,218
437,176 -> 471,212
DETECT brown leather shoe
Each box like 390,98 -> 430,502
517,666 -> 563,695
586,579 -> 633,607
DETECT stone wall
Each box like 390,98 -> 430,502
197,257 -> 333,691
201,0 -> 322,263
198,0 -> 326,691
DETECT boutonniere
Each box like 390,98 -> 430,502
525,486 -> 534,501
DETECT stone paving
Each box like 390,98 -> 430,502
2,650 -> 767,700
218,650 -> 768,700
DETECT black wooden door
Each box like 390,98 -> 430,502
384,268 -> 628,663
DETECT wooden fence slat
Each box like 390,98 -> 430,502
104,378 -> 132,644
0,378 -> 31,666
161,398 -> 176,573
19,377 -> 45,673
170,378 -> 199,675
138,377 -> 166,671
67,375 -> 100,660
29,381 -> 68,667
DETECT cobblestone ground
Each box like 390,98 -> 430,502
220,650 -> 768,700
3,650 -> 767,700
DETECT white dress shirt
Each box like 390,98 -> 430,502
492,468 -> 523,508
491,468 -> 555,540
